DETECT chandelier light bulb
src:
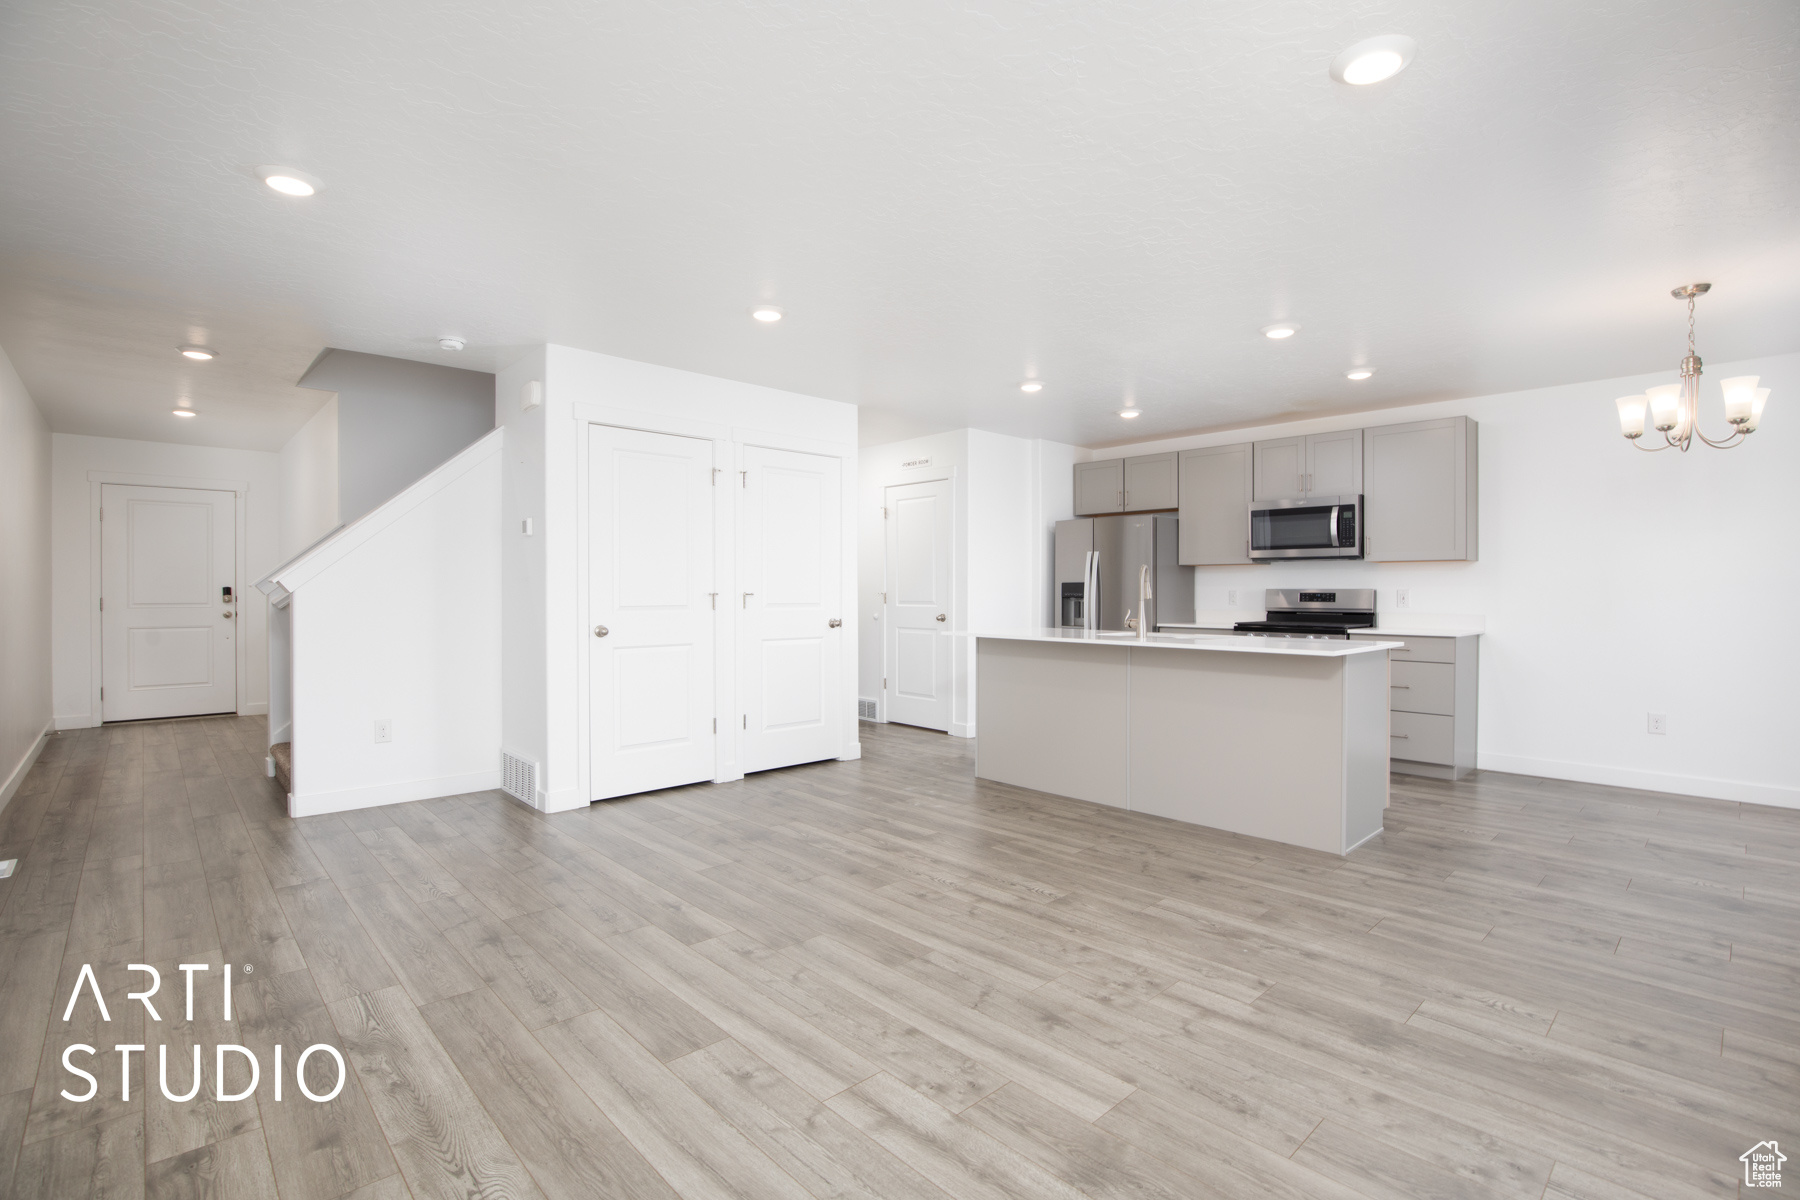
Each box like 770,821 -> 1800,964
1614,396 -> 1647,439
1720,375 -> 1759,425
1646,384 -> 1682,432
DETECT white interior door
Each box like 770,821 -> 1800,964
883,478 -> 953,731
738,446 -> 843,773
588,425 -> 717,800
101,484 -> 237,722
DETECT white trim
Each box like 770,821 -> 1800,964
88,475 -> 250,724
950,721 -> 975,739
0,722 -> 53,815
572,401 -> 729,442
836,741 -> 862,762
1477,751 -> 1799,810
258,428 -> 503,598
288,768 -> 504,818
240,701 -> 268,716
731,425 -> 855,460
55,714 -> 101,732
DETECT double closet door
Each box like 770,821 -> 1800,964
586,425 -> 843,802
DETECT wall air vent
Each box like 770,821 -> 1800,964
857,698 -> 877,720
501,752 -> 537,806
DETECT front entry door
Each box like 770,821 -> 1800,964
100,484 -> 237,721
587,425 -> 717,800
883,478 -> 953,731
738,446 -> 843,773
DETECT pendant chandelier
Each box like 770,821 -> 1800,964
1615,283 -> 1770,451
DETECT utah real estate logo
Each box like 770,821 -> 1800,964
1742,1140 -> 1785,1189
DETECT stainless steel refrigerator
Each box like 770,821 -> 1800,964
1054,514 -> 1195,632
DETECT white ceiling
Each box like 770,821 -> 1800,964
2,0 -> 1795,451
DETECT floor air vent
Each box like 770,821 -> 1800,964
501,752 -> 537,804
857,698 -> 877,720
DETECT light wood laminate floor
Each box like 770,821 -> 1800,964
1,716 -> 1795,1199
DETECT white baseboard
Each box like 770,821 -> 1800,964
949,721 -> 975,739
536,785 -> 585,813
240,702 -> 268,716
289,769 -> 504,818
54,713 -> 99,731
1477,751 -> 1799,811
0,722 -> 53,816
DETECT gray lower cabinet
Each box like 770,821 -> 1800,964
1074,459 -> 1124,515
1353,632 -> 1478,780
1123,452 -> 1178,511
1177,443 -> 1253,564
1364,416 -> 1478,561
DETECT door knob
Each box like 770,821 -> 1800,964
935,613 -> 947,622
222,611 -> 233,618
828,618 -> 842,628
593,625 -> 609,638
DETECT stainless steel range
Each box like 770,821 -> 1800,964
1233,588 -> 1376,639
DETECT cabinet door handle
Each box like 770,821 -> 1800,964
1391,733 -> 1409,739
1117,489 -> 1123,507
1390,684 -> 1410,689
742,593 -> 753,608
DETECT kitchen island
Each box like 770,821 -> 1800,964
976,629 -> 1400,855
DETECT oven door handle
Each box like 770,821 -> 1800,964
1328,505 -> 1340,548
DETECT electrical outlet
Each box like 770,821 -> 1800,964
373,719 -> 393,744
1395,589 -> 1411,609
1227,589 -> 1239,606
1647,713 -> 1667,735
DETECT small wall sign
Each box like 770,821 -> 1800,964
900,457 -> 932,470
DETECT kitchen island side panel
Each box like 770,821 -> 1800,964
1341,646 -> 1390,850
974,639 -> 1129,808
1126,650 -> 1348,854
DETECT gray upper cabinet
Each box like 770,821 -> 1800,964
1123,453 -> 1178,511
1253,431 -> 1362,500
1306,429 -> 1363,497
1177,443 -> 1253,565
1364,416 -> 1478,562
1251,437 -> 1305,501
1074,459 -> 1125,515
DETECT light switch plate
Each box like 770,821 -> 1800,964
1395,589 -> 1411,609
1647,713 -> 1667,735
374,719 -> 393,743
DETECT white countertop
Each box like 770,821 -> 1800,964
977,628 -> 1402,657
1161,621 -> 1486,638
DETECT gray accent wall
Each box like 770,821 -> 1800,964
298,349 -> 494,525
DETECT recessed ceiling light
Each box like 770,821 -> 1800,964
172,408 -> 197,418
1118,408 -> 1141,419
438,336 -> 466,351
1346,367 -> 1375,381
1330,35 -> 1416,86
255,166 -> 321,197
178,345 -> 216,361
1019,380 -> 1044,394
1262,323 -> 1299,340
750,304 -> 784,323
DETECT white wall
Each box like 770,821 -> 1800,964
50,433 -> 281,729
279,396 -> 338,558
0,344 -> 52,811
499,345 -> 859,812
1092,351 -> 1800,808
298,349 -> 494,526
858,429 -> 1078,736
284,435 -> 502,815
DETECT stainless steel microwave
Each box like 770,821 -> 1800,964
1249,495 -> 1363,560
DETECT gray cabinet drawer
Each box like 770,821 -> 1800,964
1389,711 -> 1454,765
1353,633 -> 1455,664
1389,660 -> 1454,716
